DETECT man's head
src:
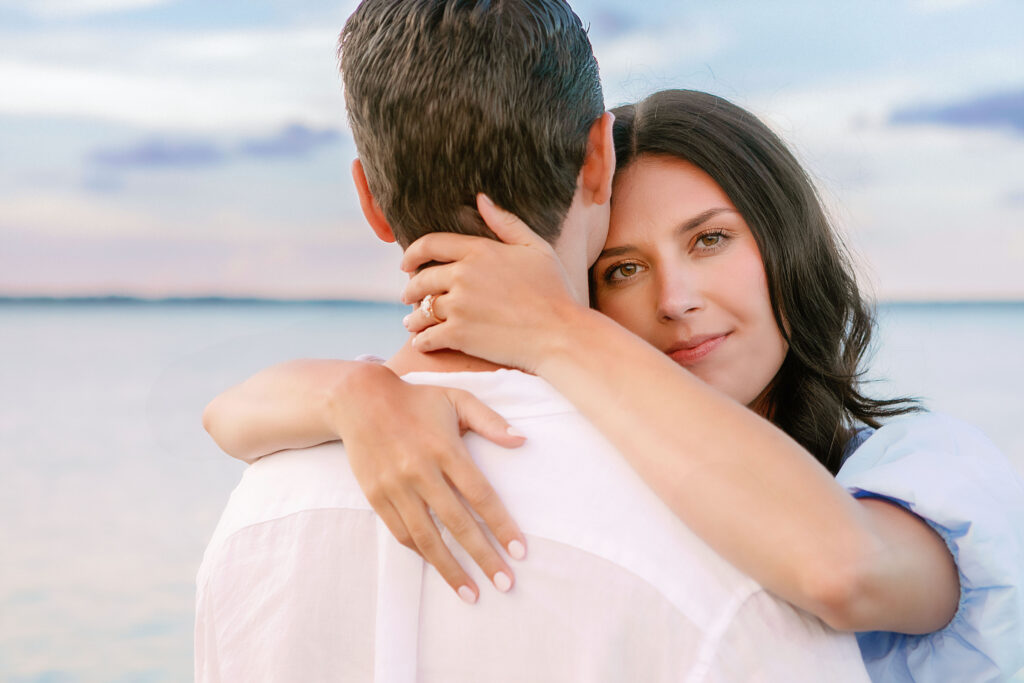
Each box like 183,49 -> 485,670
340,0 -> 605,249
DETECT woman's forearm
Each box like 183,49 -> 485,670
202,359 -> 394,463
536,305 -> 958,632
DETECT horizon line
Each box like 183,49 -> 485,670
0,295 -> 1021,307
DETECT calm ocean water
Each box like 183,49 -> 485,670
2,300 -> 1022,682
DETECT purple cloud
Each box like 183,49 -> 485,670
85,123 -> 341,176
890,87 -> 1024,135
89,138 -> 226,168
588,9 -> 643,38
1003,189 -> 1024,207
238,123 -> 341,159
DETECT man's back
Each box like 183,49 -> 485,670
196,369 -> 868,682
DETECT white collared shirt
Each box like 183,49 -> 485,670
196,369 -> 868,682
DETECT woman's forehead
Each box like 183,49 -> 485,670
609,156 -> 738,234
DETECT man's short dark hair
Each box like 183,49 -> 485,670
340,0 -> 603,247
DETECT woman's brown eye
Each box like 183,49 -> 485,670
607,262 -> 644,281
699,234 -> 721,247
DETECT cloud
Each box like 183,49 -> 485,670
597,20 -> 728,73
586,8 -> 643,39
594,18 -> 731,103
738,75 -> 1024,301
0,26 -> 346,132
890,87 -> 1024,135
85,123 -> 341,171
88,139 -> 226,169
0,0 -> 172,19
239,124 -> 341,159
0,59 -> 337,132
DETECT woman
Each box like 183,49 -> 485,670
204,90 -> 1024,680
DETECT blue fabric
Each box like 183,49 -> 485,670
836,413 -> 1024,682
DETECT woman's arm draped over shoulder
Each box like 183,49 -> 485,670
202,357 -> 530,601
203,359 -> 385,463
402,199 -> 959,633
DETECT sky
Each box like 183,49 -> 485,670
1,0 -> 1022,301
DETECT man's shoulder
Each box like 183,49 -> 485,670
201,443 -> 368,565
240,442 -> 367,517
401,368 -> 578,421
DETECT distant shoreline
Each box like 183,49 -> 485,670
0,295 -> 406,307
0,295 -> 1020,308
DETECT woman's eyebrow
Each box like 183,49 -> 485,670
676,207 -> 736,236
596,244 -> 634,261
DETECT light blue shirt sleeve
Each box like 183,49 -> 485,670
836,413 -> 1024,682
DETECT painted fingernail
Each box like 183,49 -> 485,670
493,571 -> 512,593
507,540 -> 526,561
402,314 -> 412,327
457,585 -> 477,604
478,193 -> 494,208
506,426 -> 525,439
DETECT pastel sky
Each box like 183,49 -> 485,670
1,0 -> 1022,300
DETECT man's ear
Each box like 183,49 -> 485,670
351,159 -> 395,243
580,111 -> 615,206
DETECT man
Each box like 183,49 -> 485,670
196,1 -> 870,680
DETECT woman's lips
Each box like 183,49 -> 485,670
667,334 -> 728,366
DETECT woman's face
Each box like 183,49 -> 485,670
593,155 -> 788,409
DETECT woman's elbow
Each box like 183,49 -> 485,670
202,397 -> 228,443
794,532 -> 891,632
799,562 -> 867,631
798,548 -> 958,634
202,397 -> 256,463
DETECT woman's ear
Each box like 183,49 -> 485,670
352,159 -> 396,243
581,111 -> 616,206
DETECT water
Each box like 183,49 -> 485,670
2,300 -> 1022,682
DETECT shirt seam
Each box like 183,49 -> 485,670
685,584 -> 765,683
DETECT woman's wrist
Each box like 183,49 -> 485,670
324,360 -> 402,439
533,303 -> 608,378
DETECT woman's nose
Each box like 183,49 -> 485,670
656,267 -> 703,322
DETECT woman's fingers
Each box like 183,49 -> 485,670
398,198 -> 545,274
404,293 -> 448,333
342,379 -> 528,605
399,197 -> 550,275
443,447 -> 527,562
476,193 -> 548,247
422,474 -> 517,594
400,232 -> 489,273
447,387 -> 526,447
391,489 -> 481,604
410,323 -> 450,354
371,498 -> 418,554
403,308 -> 436,334
401,263 -> 458,305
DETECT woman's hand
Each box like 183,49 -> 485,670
400,194 -> 584,373
332,362 -> 529,603
205,358 -> 529,602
